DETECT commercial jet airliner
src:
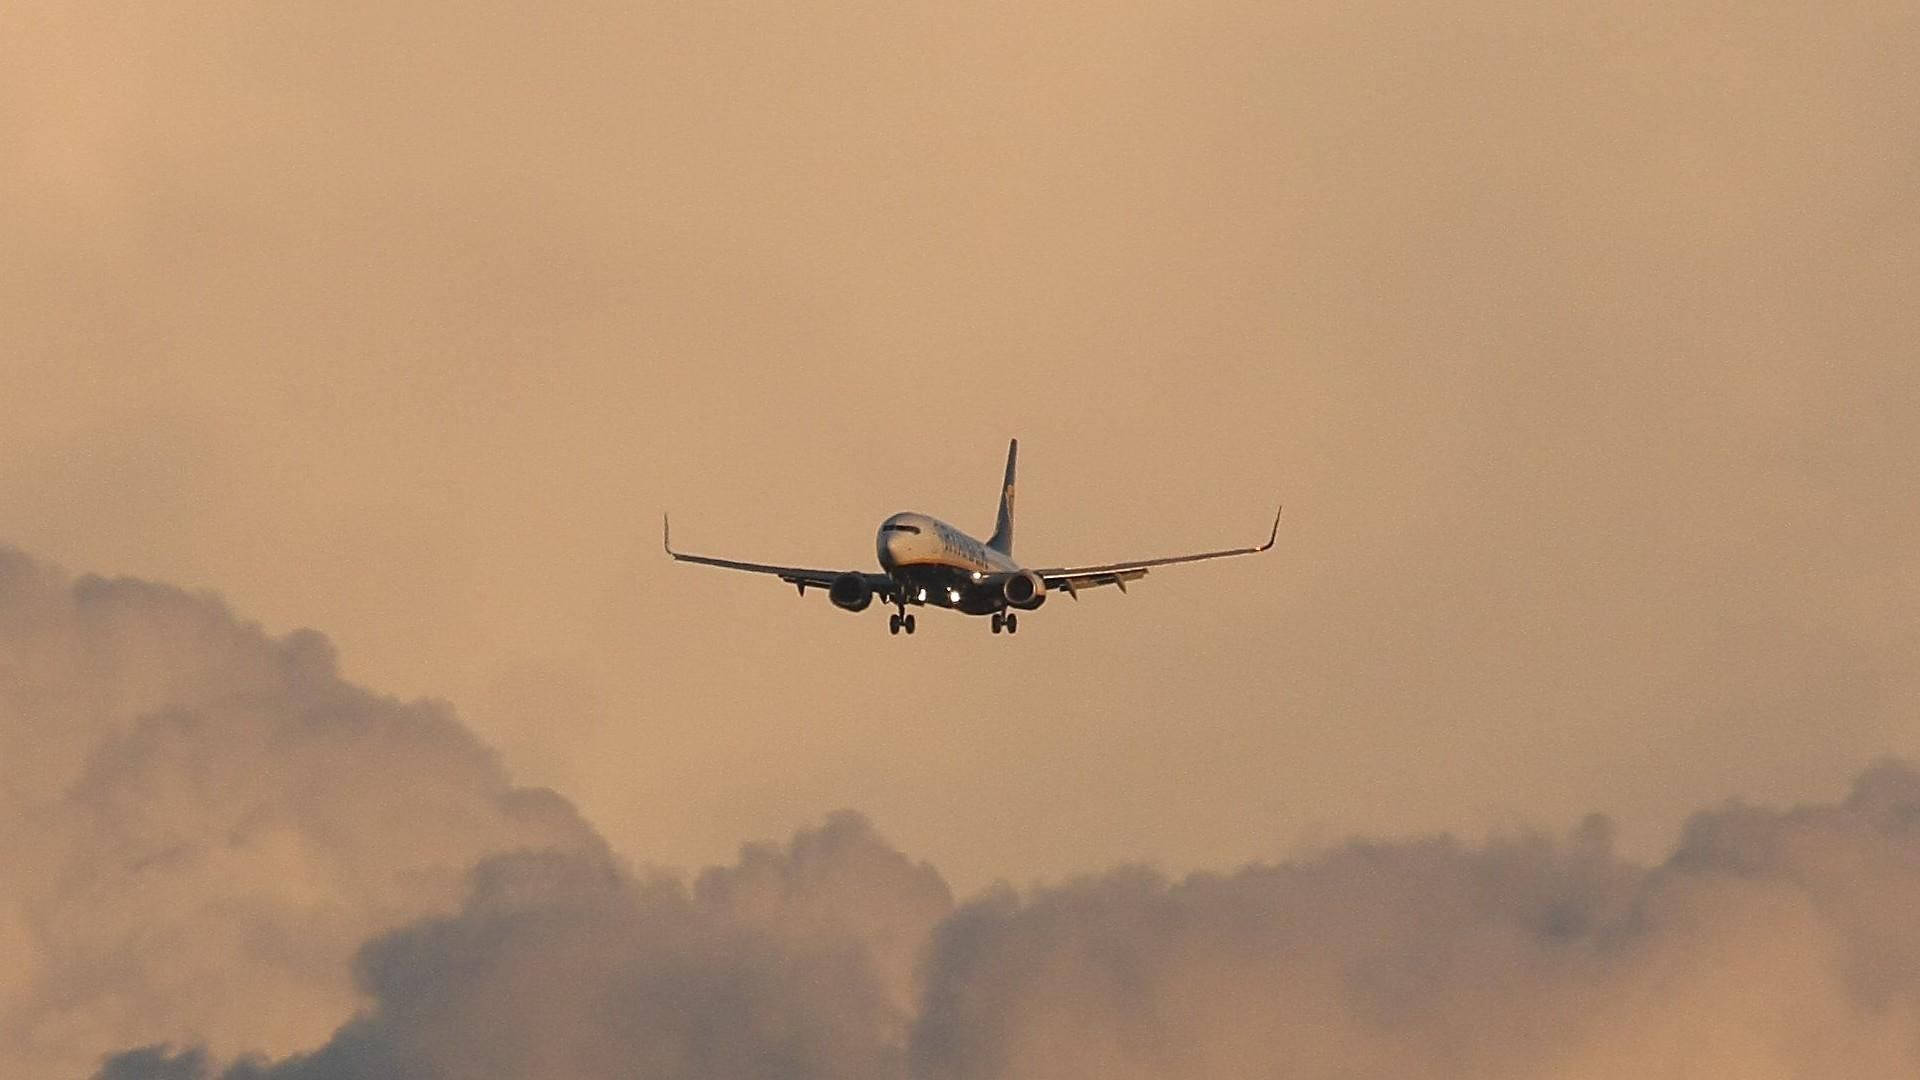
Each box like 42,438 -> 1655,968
665,439 -> 1279,635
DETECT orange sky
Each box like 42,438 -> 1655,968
4,0 -> 1917,892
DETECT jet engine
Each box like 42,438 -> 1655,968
829,572 -> 874,612
1001,569 -> 1047,610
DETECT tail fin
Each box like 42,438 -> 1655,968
987,438 -> 1017,555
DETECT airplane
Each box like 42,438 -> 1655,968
664,439 -> 1279,635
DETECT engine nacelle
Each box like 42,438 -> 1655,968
1001,570 -> 1047,610
829,572 -> 874,612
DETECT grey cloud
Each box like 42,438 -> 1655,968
101,763 -> 1920,1080
693,809 -> 954,1015
7,545 -> 1915,1079
98,1046 -> 211,1080
115,816 -> 951,1080
911,768 -> 1920,1080
0,549 -> 602,1077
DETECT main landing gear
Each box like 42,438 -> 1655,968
991,611 -> 1018,635
889,612 -> 916,635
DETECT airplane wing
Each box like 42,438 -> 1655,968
1033,507 -> 1281,598
663,516 -> 894,598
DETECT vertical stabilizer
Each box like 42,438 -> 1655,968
988,438 -> 1017,555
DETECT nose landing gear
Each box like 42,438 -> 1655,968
887,581 -> 916,636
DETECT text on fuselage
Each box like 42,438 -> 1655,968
934,523 -> 987,567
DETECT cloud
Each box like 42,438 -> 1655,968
109,817 -> 952,1080
0,548 -> 603,1077
3,544 -> 1917,1078
102,762 -> 1920,1079
910,771 -> 1920,1080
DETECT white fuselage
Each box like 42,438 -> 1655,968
875,512 -> 1024,613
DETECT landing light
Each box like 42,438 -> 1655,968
971,571 -> 982,581
948,588 -> 961,603
917,588 -> 927,602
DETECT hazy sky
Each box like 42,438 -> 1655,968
7,3 -> 1920,1076
5,0 -> 1917,900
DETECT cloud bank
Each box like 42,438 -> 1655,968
913,771 -> 1920,1079
0,549 -> 602,1076
5,547 -> 1916,1078
104,764 -> 1920,1080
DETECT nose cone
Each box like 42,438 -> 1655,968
877,513 -> 919,569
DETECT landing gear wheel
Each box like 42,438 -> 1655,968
991,612 -> 1004,634
903,614 -> 916,634
889,613 -> 902,635
1005,612 -> 1018,634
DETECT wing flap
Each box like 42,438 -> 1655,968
1046,568 -> 1149,598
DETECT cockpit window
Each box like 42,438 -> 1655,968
883,523 -> 921,534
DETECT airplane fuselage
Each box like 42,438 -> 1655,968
876,512 -> 1029,616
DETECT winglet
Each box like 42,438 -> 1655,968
1258,505 -> 1282,552
663,512 -> 675,556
